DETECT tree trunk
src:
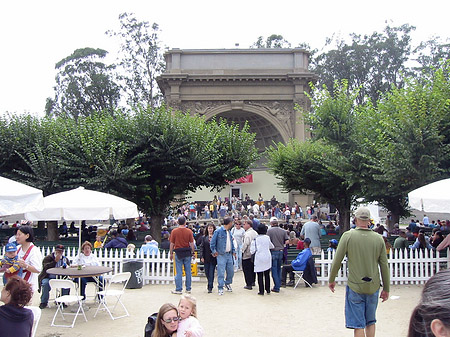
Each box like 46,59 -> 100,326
386,213 -> 400,232
47,221 -> 59,241
125,218 -> 134,228
37,220 -> 45,229
149,214 -> 164,244
336,197 -> 352,232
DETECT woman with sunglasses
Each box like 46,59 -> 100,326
152,303 -> 180,337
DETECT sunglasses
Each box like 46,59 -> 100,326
162,316 -> 180,323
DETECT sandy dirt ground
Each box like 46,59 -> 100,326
33,271 -> 422,337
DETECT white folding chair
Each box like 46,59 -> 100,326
94,272 -> 131,320
293,270 -> 312,289
25,306 -> 41,337
49,279 -> 87,328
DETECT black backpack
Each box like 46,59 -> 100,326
144,313 -> 158,337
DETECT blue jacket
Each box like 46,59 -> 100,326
291,248 -> 312,271
105,236 -> 128,248
210,227 -> 235,255
140,242 -> 159,255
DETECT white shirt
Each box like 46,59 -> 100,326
225,230 -> 231,252
177,316 -> 204,337
73,252 -> 100,266
250,235 -> 274,273
231,227 -> 245,246
18,244 -> 42,292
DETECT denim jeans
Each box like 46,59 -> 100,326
216,253 -> 234,290
175,254 -> 192,292
271,250 -> 283,291
74,276 -> 104,299
234,243 -> 243,271
204,261 -> 216,291
41,277 -> 69,304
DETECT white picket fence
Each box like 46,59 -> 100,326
2,246 -> 449,286
315,248 -> 449,286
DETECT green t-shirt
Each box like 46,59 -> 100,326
329,227 -> 390,294
393,236 -> 408,249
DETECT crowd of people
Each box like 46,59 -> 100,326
2,196 -> 450,337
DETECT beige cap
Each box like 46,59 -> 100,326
354,207 -> 371,220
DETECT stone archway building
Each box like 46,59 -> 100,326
157,48 -> 317,206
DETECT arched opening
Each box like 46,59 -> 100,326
215,110 -> 284,168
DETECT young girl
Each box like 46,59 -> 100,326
177,295 -> 204,337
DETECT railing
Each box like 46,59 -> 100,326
2,246 -> 448,286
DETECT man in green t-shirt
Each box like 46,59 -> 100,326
393,230 -> 409,250
328,207 -> 390,337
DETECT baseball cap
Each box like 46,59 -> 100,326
329,239 -> 338,246
55,244 -> 65,251
354,207 -> 371,220
5,242 -> 17,252
304,238 -> 311,244
270,217 -> 278,223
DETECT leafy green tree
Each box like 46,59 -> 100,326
251,34 -> 291,48
46,48 -> 121,119
1,106 -> 259,242
266,139 -> 355,230
359,61 -> 450,226
129,106 -> 259,242
267,81 -> 363,231
313,23 -> 415,104
414,37 -> 450,76
107,12 -> 165,109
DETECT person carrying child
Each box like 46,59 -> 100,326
0,242 -> 22,284
177,294 -> 204,337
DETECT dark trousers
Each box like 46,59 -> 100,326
257,269 -> 271,294
204,261 -> 216,291
282,265 -> 295,283
242,258 -> 255,287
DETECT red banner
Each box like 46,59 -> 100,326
228,174 -> 253,184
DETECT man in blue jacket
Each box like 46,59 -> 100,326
281,238 -> 312,287
210,217 -> 236,296
105,230 -> 128,248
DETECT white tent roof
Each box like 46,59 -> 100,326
408,178 -> 450,213
0,176 -> 44,216
25,186 -> 138,221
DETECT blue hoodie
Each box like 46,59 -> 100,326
0,304 -> 33,337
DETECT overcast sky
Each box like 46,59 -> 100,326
1,0 -> 448,116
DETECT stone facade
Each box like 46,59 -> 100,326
157,48 -> 317,204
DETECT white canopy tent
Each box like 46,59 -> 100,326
0,176 -> 44,216
25,187 -> 139,250
408,178 -> 450,213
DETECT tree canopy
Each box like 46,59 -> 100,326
0,106 -> 259,241
266,61 -> 450,230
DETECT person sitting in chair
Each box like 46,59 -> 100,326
38,244 -> 70,309
281,238 -> 312,287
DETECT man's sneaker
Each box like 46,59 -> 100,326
171,290 -> 182,295
271,288 -> 280,293
286,280 -> 295,287
225,284 -> 232,292
244,286 -> 252,290
39,302 -> 48,309
185,290 -> 191,294
207,289 -> 212,293
218,289 -> 224,296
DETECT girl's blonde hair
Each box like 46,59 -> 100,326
127,243 -> 135,252
179,294 -> 197,318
